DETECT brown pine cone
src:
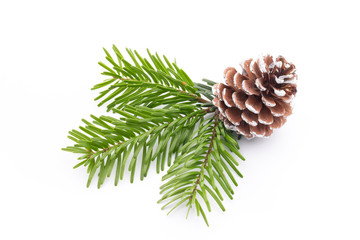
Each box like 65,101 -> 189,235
212,55 -> 297,139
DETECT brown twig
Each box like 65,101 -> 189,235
178,90 -> 211,104
189,110 -> 219,200
116,77 -> 211,104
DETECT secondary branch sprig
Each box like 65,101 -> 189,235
189,110 -> 219,201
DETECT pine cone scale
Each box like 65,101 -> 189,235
242,109 -> 258,126
252,61 -> 263,78
258,107 -> 273,125
223,88 -> 236,108
269,102 -> 285,117
226,107 -> 242,125
245,95 -> 262,114
232,91 -> 247,110
262,93 -> 276,107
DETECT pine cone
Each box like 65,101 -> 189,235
212,55 -> 297,139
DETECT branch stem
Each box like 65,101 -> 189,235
189,110 -> 219,200
115,77 -> 211,104
84,107 -> 215,160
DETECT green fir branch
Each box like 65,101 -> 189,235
158,110 -> 245,226
63,46 -> 245,226
62,106 -> 209,187
93,45 -> 208,112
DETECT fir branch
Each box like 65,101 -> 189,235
63,47 -> 245,226
93,46 -> 209,112
94,78 -> 210,112
63,106 -> 210,187
158,110 -> 245,226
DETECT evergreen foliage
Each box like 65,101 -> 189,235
62,45 -> 245,225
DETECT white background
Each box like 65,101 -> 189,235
1,0 -> 359,239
